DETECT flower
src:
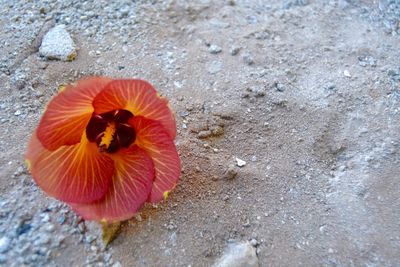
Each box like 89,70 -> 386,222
25,77 -> 180,223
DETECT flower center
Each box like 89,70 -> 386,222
86,109 -> 136,153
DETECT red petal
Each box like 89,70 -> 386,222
70,145 -> 154,222
37,76 -> 111,151
25,132 -> 114,203
129,116 -> 180,203
92,79 -> 176,139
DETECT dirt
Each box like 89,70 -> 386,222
0,0 -> 399,266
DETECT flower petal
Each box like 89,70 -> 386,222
26,132 -> 114,203
92,79 -> 176,139
129,116 -> 180,203
70,145 -> 154,222
37,76 -> 112,151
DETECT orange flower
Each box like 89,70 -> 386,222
25,77 -> 180,222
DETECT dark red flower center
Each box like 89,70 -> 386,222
86,109 -> 135,153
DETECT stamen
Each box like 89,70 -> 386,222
99,123 -> 116,149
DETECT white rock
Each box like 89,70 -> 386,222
212,241 -> 259,267
39,25 -> 77,61
209,44 -> 222,54
235,157 -> 246,167
343,69 -> 351,77
0,237 -> 11,253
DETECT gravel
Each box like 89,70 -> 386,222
0,0 -> 399,266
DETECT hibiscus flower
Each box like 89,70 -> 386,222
25,77 -> 180,223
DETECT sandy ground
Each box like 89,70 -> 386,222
0,0 -> 399,266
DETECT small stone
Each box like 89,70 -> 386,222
34,234 -> 50,246
282,0 -> 309,9
242,53 -> 254,65
209,44 -> 222,54
210,125 -> 224,136
14,110 -> 22,116
235,158 -> 246,167
0,237 -> 11,253
57,214 -> 66,224
112,262 -> 122,267
14,166 -> 24,176
179,111 -> 189,118
44,223 -> 55,232
249,239 -> 258,247
198,130 -> 212,139
134,214 -> 142,222
325,82 -> 336,90
16,221 -> 32,235
249,86 -> 266,97
274,82 -> 285,92
39,25 -> 77,61
343,70 -> 351,77
54,235 -> 66,247
212,242 -> 259,267
230,46 -> 241,56
208,61 -> 223,74
85,235 -> 96,243
40,213 -> 50,223
223,165 -> 238,180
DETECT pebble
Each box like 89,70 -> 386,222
0,237 -> 11,253
179,111 -> 190,118
325,82 -> 336,90
44,223 -> 55,232
343,70 -> 351,77
39,25 -> 77,61
210,125 -> 224,136
358,56 -> 377,67
274,82 -> 285,92
235,158 -> 246,167
197,126 -> 224,138
242,53 -> 254,65
282,0 -> 309,9
223,164 -> 238,180
249,239 -> 258,247
230,46 -> 241,56
33,234 -> 51,246
208,61 -> 223,74
198,130 -> 213,139
212,241 -> 259,267
209,44 -> 222,54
